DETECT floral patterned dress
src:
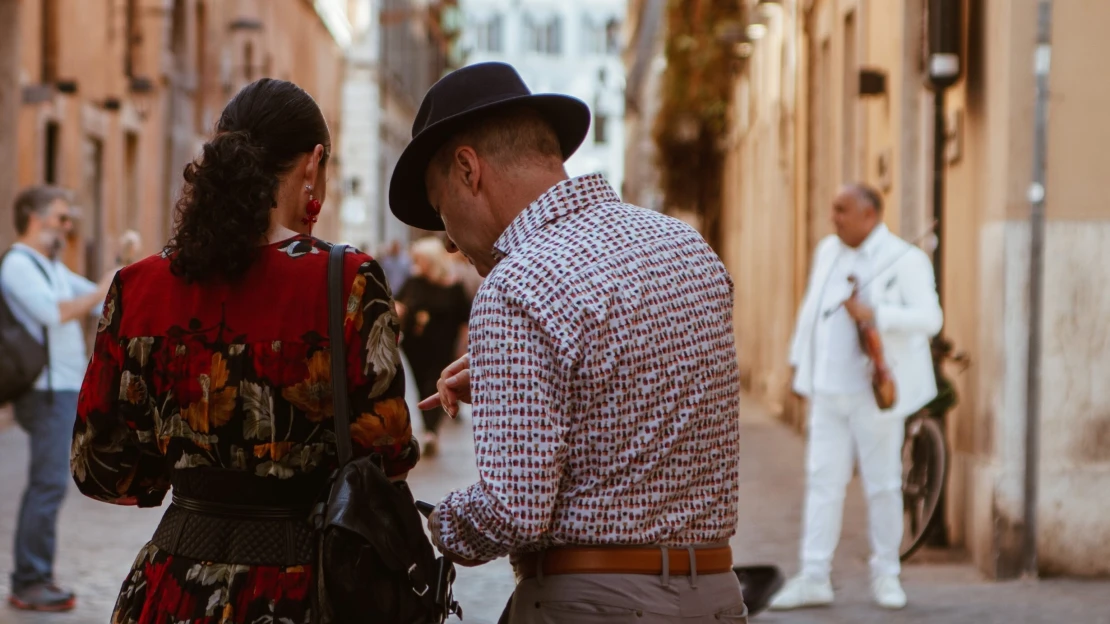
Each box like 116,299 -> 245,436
73,236 -> 419,624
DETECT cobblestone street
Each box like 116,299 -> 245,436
1,397 -> 1108,623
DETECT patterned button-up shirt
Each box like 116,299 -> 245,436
433,173 -> 741,562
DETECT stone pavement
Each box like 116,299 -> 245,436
1,397 -> 1108,623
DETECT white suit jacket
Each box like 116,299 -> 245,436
788,225 -> 943,419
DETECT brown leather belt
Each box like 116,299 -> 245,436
514,546 -> 733,579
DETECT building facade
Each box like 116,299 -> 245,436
340,0 -> 459,252
719,0 -> 1110,578
458,0 -> 627,193
1,0 -> 351,280
621,0 -> 665,211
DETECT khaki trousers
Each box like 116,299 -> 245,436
503,571 -> 747,624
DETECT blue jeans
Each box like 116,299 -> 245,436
10,390 -> 77,591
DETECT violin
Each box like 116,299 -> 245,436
847,276 -> 897,410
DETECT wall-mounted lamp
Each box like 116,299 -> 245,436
755,0 -> 783,20
745,23 -> 768,41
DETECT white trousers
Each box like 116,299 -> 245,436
800,392 -> 905,581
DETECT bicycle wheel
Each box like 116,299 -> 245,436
899,413 -> 948,561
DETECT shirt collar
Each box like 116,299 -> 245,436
492,173 -> 621,260
12,242 -> 51,264
851,222 -> 889,258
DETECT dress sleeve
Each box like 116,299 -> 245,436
72,273 -> 170,507
343,257 -> 419,476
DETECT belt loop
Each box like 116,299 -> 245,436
659,547 -> 670,587
687,547 -> 698,589
536,551 -> 545,587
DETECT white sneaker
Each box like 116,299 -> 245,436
872,575 -> 907,610
768,575 -> 834,611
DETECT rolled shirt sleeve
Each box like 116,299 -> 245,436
432,284 -> 569,562
64,266 -> 106,316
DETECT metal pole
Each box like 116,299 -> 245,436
925,84 -> 951,548
1023,0 -> 1052,580
931,88 -> 946,312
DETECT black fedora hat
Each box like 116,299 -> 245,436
388,62 -> 591,231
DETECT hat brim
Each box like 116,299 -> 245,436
388,93 -> 592,232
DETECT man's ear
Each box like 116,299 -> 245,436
455,147 -> 481,195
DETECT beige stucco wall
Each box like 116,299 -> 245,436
721,0 -> 801,419
1026,0 -> 1110,575
13,0 -> 346,280
721,0 -> 1110,577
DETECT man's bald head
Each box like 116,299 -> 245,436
844,183 -> 883,214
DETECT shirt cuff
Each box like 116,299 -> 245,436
434,484 -> 509,563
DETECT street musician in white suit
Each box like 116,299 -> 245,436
770,183 -> 943,612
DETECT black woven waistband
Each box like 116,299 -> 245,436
171,493 -> 312,520
152,503 -> 315,567
170,468 -> 327,508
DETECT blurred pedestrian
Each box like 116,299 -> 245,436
116,229 -> 142,266
391,62 -> 746,623
378,239 -> 412,293
450,249 -> 484,301
394,236 -> 471,456
770,184 -> 942,611
0,186 -> 114,611
71,78 -> 417,623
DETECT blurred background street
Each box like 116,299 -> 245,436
2,397 -> 1108,623
2,0 -> 1110,621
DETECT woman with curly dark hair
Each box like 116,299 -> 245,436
71,78 -> 418,622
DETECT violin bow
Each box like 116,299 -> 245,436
821,220 -> 939,320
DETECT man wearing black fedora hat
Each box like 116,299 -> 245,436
393,62 -> 747,623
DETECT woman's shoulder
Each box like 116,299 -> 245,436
117,250 -> 172,288
268,236 -> 376,266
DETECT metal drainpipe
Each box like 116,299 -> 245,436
932,89 -> 946,311
1023,0 -> 1052,580
924,85 -> 950,549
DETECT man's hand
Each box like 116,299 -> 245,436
417,354 -> 471,418
843,295 -> 875,324
428,504 -> 484,567
97,269 -> 117,294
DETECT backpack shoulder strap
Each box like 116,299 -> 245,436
0,247 -> 53,401
328,244 -> 354,465
7,247 -> 52,285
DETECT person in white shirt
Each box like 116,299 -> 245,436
0,186 -> 114,612
770,183 -> 942,612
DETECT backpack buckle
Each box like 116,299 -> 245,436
408,563 -> 430,597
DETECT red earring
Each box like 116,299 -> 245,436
302,185 -> 321,234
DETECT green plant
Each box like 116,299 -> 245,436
924,336 -> 965,417
652,0 -> 745,251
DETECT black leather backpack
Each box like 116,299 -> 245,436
314,243 -> 461,623
0,250 -> 50,405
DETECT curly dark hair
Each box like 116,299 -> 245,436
166,78 -> 330,282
